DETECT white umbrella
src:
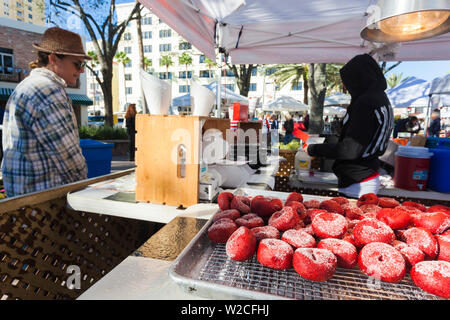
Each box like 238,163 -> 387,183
263,96 -> 309,112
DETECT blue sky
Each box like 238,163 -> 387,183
384,61 -> 450,82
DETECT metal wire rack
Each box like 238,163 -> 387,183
197,243 -> 441,300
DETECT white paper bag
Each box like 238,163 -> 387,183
140,69 -> 172,115
191,80 -> 216,116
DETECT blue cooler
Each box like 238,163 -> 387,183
427,146 -> 450,193
79,139 -> 114,178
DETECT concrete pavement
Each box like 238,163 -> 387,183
111,155 -> 136,173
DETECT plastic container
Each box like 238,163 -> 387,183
394,146 -> 433,191
295,149 -> 311,171
79,139 -> 114,178
427,148 -> 450,193
425,137 -> 450,149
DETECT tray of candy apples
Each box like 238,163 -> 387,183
169,191 -> 450,300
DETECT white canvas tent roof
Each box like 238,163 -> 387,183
262,95 -> 309,112
172,81 -> 248,107
324,106 -> 347,117
139,0 -> 450,64
324,92 -> 351,107
386,77 -> 431,108
430,74 -> 450,108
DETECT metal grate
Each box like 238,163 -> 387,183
197,243 -> 441,300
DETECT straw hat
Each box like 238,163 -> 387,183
33,27 -> 92,60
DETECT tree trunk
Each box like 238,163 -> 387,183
101,66 -> 114,127
135,2 -> 147,113
307,63 -> 327,134
302,72 -> 309,106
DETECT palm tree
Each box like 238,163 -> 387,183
179,52 -> 193,89
204,57 -> 216,80
143,57 -> 152,72
386,73 -> 409,89
325,63 -> 345,94
270,64 -> 309,105
114,51 -> 131,105
160,54 -> 174,79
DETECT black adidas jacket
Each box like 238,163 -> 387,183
308,54 -> 394,188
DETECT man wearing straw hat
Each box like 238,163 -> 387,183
2,27 -> 90,197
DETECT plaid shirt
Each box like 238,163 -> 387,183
1,68 -> 87,197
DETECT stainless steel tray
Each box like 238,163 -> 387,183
169,193 -> 442,300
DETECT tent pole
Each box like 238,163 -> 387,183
216,48 -> 222,118
424,94 -> 432,138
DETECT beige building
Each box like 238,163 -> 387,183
0,0 -> 45,26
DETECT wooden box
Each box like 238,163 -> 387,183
135,115 -> 230,207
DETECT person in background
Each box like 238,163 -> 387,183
283,113 -> 295,144
270,113 -> 279,147
331,115 -> 341,134
2,27 -> 89,197
305,54 -> 394,199
303,111 -> 310,132
428,109 -> 441,137
125,103 -> 137,162
393,115 -> 420,138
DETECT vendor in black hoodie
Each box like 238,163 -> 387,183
306,54 -> 394,198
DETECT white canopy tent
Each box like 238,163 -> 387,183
139,0 -> 450,65
262,96 -> 309,113
424,74 -> 450,133
172,81 -> 248,107
386,77 -> 431,108
324,92 -> 351,107
324,106 -> 347,117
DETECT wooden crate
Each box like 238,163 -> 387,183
135,115 -> 230,207
276,149 -> 297,177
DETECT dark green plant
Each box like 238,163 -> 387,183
79,125 -> 128,140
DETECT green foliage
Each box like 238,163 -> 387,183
79,125 -> 128,140
277,140 -> 301,150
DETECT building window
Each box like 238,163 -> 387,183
124,47 -> 132,54
225,84 -> 235,91
159,72 -> 172,80
222,69 -> 234,77
125,87 -> 132,94
28,14 -> 32,19
179,71 -> 192,79
159,43 -> 171,52
292,82 -> 302,91
179,85 -> 190,93
159,29 -> 171,38
144,45 -> 152,53
123,33 -> 132,41
141,16 -> 152,25
143,31 -> 152,39
251,68 -> 257,76
265,68 -> 277,76
199,70 -> 212,78
125,74 -> 132,81
125,60 -> 132,68
199,55 -> 206,63
179,42 -> 191,50
249,83 -> 257,91
0,50 -> 14,75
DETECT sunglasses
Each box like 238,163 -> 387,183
72,60 -> 87,71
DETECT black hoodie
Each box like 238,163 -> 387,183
308,54 -> 394,188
